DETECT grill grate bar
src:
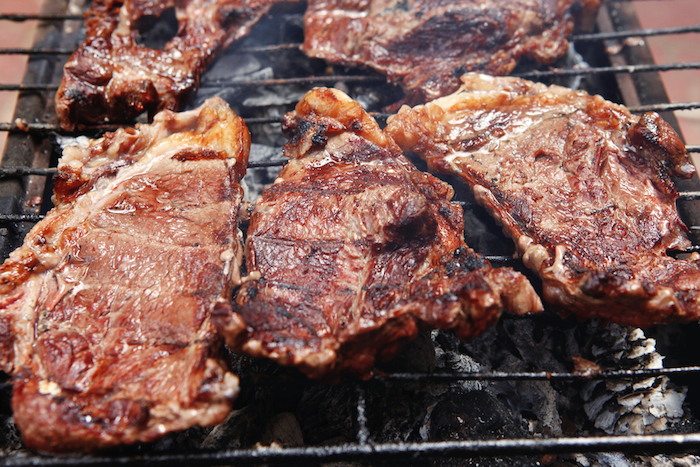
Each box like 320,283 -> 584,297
0,47 -> 74,55
2,110 -> 700,136
4,433 -> 700,466
571,23 -> 700,41
628,102 -> 700,113
379,365 -> 700,382
515,61 -> 700,79
3,65 -> 700,93
0,13 -> 81,21
354,386 -> 370,445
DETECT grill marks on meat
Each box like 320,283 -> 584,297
385,73 -> 699,327
213,87 -> 542,381
0,98 -> 249,452
302,0 -> 601,106
55,0 -> 280,131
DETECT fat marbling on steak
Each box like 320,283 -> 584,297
0,97 -> 249,452
302,0 -> 601,106
213,87 -> 543,381
56,0 -> 282,131
385,73 -> 699,327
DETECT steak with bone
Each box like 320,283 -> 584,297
213,87 -> 542,381
56,0 -> 283,131
302,0 -> 601,107
0,97 -> 249,452
385,73 -> 699,327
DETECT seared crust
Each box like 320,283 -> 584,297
386,73 -> 699,327
0,98 -> 249,452
302,0 -> 601,106
213,87 -> 542,381
55,0 -> 280,131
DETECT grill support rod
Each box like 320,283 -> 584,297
4,433 -> 700,466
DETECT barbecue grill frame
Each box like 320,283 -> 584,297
2,0 -> 700,464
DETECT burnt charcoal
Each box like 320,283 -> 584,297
429,390 -> 525,440
296,383 -> 356,445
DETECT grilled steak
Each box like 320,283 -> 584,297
213,87 -> 542,381
302,0 -> 601,106
385,73 -> 699,327
55,0 -> 283,131
0,97 -> 249,452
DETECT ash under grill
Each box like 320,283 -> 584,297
2,1 -> 700,465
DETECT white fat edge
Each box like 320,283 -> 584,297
321,9 -> 369,19
518,235 -> 552,273
11,275 -> 43,370
647,288 -> 681,318
38,380 -> 62,397
85,140 -> 202,215
56,135 -> 92,151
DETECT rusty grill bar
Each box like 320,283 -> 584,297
1,0 -> 700,464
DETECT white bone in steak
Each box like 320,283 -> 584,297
212,87 -> 543,381
0,97 -> 249,452
302,0 -> 601,106
55,0 -> 285,131
385,73 -> 699,327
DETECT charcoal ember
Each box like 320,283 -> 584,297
650,454 -> 700,467
259,412 -> 305,447
295,383 -> 356,445
431,330 -> 483,395
579,324 -> 687,435
375,332 -> 436,375
429,390 -> 525,440
457,316 -> 579,436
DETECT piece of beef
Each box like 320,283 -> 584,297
302,0 -> 601,107
55,0 -> 283,131
385,73 -> 699,327
0,97 -> 249,452
213,87 -> 542,381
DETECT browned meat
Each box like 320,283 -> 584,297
55,0 -> 282,131
302,0 -> 601,106
385,73 -> 699,328
0,97 -> 249,452
213,87 -> 542,381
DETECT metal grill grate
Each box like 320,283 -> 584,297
1,0 -> 700,465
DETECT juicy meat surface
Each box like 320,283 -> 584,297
56,0 -> 281,131
213,87 -> 542,381
302,0 -> 601,106
0,97 -> 249,452
386,73 -> 699,327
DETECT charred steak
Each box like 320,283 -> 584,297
302,0 -> 601,106
386,73 -> 699,327
213,87 -> 542,381
56,0 -> 282,131
0,97 -> 249,452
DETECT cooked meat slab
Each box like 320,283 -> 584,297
213,87 -> 542,381
302,0 -> 601,106
386,73 -> 699,327
0,97 -> 249,452
56,0 -> 281,131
